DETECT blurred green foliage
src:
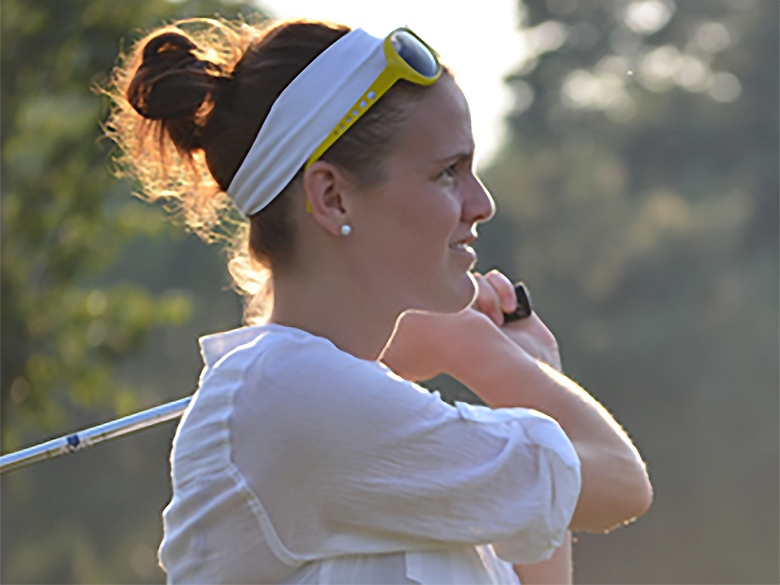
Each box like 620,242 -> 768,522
0,0 -> 199,449
1,0 -> 257,583
470,1 -> 778,582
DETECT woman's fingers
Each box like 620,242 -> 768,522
471,273 -> 499,324
472,271 -> 514,326
484,270 -> 518,314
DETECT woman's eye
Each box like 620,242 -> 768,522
441,164 -> 458,179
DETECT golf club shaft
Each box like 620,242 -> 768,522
0,396 -> 191,474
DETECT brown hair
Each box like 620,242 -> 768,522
105,18 -> 438,323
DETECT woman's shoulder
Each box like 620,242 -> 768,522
200,323 -> 418,402
198,323 -> 342,372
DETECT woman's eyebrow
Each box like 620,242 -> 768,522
434,150 -> 474,165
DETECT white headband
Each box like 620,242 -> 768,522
227,28 -> 386,216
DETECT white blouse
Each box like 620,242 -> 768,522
158,324 -> 581,584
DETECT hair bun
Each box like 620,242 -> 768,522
127,30 -> 223,124
141,31 -> 199,66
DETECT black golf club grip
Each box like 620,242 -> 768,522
502,282 -> 533,323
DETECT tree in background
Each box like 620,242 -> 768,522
473,0 -> 778,582
1,1 -> 259,583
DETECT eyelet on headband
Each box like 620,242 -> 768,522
305,28 -> 441,171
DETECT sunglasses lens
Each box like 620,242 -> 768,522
390,30 -> 439,78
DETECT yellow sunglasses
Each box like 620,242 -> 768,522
305,28 -> 442,211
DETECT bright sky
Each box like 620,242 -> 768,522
255,0 -> 527,167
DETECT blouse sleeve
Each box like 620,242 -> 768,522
230,336 -> 581,566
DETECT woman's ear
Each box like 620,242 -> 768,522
303,161 -> 352,237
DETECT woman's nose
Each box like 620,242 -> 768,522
464,174 -> 496,225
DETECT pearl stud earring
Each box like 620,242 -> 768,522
341,225 -> 352,236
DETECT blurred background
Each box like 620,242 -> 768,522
1,0 -> 777,583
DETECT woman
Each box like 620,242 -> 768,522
107,17 -> 652,584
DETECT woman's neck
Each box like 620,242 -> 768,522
269,268 -> 400,362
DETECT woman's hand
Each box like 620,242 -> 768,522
380,270 -> 561,381
472,271 -> 562,372
379,307 -> 493,382
379,271 -> 510,381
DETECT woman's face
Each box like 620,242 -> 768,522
349,75 -> 495,314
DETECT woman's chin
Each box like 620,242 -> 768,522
404,273 -> 476,315
456,273 -> 478,310
433,272 -> 477,314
